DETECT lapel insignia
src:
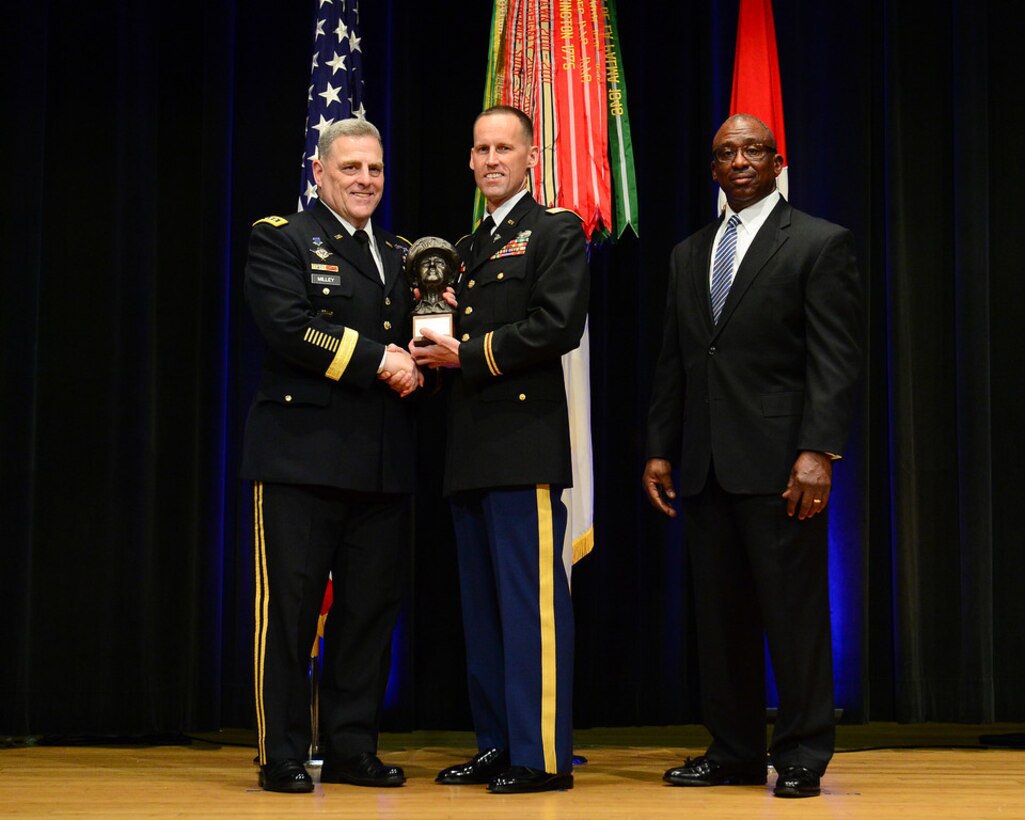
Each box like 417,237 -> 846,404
490,230 -> 531,260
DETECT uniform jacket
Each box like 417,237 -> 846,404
443,193 -> 589,495
646,198 -> 862,496
240,199 -> 416,494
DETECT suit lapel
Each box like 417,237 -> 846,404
712,199 -> 791,336
309,200 -> 382,285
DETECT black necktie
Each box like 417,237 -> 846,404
353,228 -> 373,261
471,215 -> 495,264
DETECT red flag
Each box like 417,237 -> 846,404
727,0 -> 788,199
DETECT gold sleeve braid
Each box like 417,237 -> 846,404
303,326 -> 359,381
484,331 -> 502,377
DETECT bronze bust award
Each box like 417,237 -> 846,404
405,236 -> 460,345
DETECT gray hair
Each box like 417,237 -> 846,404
318,118 -> 383,161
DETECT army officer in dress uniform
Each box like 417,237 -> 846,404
241,118 -> 419,793
411,105 -> 589,794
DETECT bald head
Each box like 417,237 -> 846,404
711,113 -> 783,212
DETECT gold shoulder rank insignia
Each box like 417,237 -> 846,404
545,207 -> 583,220
253,215 -> 288,228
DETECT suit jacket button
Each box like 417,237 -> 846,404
385,297 -> 392,306
464,306 -> 473,315
518,393 -> 526,401
708,345 -> 716,355
284,394 -> 293,402
322,287 -> 331,295
497,272 -> 504,280
467,279 -> 476,288
461,333 -> 470,342
383,320 -> 392,330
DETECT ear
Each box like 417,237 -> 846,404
710,160 -> 721,185
526,144 -> 539,169
773,154 -> 784,177
312,158 -> 324,186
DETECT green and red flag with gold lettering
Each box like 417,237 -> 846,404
477,0 -> 639,575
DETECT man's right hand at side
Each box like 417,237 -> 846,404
642,458 -> 678,518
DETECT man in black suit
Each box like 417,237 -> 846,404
643,114 -> 862,798
241,118 -> 419,793
411,105 -> 589,794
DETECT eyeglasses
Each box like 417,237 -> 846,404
712,143 -> 777,164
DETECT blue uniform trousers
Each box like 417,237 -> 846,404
450,485 -> 574,774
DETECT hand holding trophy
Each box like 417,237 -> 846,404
406,236 -> 460,346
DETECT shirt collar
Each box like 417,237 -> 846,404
321,200 -> 375,243
724,189 -> 780,229
485,188 -> 530,232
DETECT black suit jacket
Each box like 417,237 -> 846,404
647,198 -> 862,496
442,194 -> 589,495
240,199 -> 416,493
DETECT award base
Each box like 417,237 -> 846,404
412,312 -> 454,346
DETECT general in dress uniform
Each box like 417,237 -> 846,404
241,118 -> 421,793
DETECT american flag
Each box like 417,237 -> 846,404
299,0 -> 365,210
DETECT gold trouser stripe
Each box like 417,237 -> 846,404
484,331 -> 502,376
536,484 -> 557,773
253,482 -> 270,766
325,327 -> 358,381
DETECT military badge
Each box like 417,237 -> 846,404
490,229 -> 531,260
310,236 -> 333,261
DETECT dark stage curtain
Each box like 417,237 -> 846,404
2,0 -> 1022,737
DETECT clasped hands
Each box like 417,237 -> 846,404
377,344 -> 422,397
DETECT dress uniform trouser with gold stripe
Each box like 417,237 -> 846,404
253,481 -> 408,765
449,485 -> 573,775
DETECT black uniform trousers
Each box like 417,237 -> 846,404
449,485 -> 574,775
682,467 -> 835,775
253,481 -> 409,765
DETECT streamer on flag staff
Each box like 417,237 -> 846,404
476,1 -> 639,577
477,0 -> 638,242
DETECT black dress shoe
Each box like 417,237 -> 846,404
773,765 -> 821,798
321,752 -> 405,787
259,759 -> 314,793
663,755 -> 766,786
487,766 -> 573,793
436,748 -> 510,785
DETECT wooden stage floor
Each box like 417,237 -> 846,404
2,724 -> 1024,818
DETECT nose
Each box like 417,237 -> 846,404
730,151 -> 750,169
485,148 -> 499,165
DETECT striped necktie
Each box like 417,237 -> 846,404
710,214 -> 740,324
